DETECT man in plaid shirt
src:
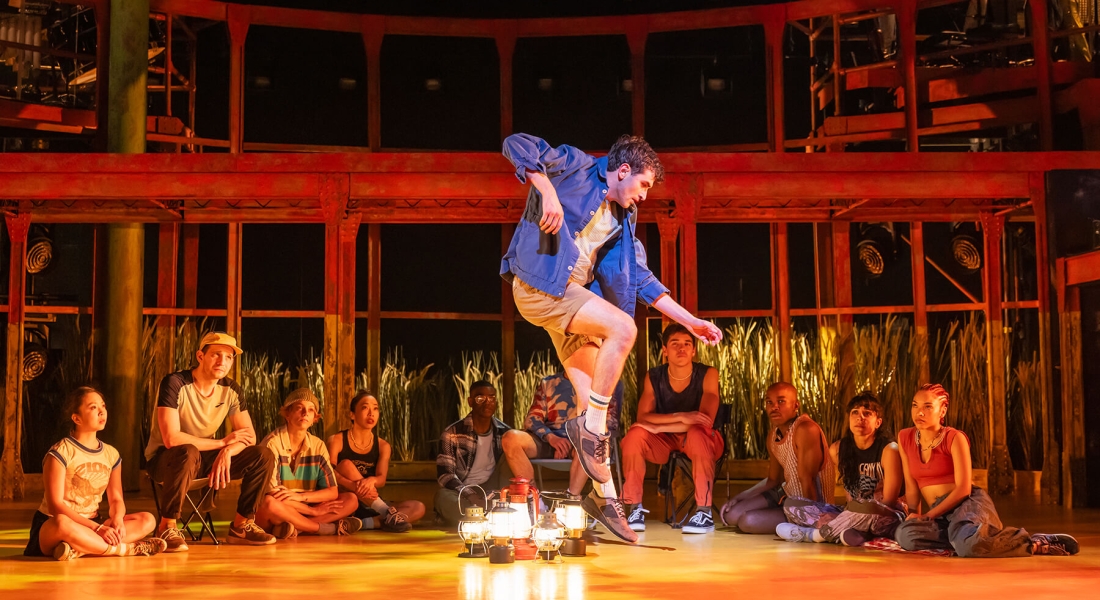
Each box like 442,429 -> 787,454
433,380 -> 512,526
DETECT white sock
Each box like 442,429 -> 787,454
598,480 -> 617,499
811,529 -> 825,543
317,522 -> 337,535
102,543 -> 128,556
584,391 -> 611,435
370,498 -> 390,514
361,517 -> 377,530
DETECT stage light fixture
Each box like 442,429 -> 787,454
537,77 -> 553,92
26,225 -> 54,274
424,78 -> 442,92
22,325 -> 50,382
949,222 -> 983,273
855,222 -> 897,279
700,57 -> 734,98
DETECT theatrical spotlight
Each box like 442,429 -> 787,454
949,222 -> 982,274
855,223 -> 897,278
26,225 -> 54,274
22,324 -> 49,381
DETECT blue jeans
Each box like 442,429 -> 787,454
894,488 -> 1031,557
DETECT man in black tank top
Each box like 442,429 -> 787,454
620,324 -> 724,534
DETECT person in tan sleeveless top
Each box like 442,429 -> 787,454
719,382 -> 834,534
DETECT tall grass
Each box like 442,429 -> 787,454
237,352 -> 295,439
931,315 -> 989,468
1007,350 -> 1042,471
513,351 -> 560,428
696,319 -> 777,460
851,315 -> 924,440
791,326 -> 852,444
361,348 -> 450,462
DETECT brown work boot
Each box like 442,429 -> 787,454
565,415 -> 611,484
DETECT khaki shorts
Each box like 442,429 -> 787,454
512,277 -> 602,361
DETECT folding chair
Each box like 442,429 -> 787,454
658,403 -> 732,528
148,474 -> 221,545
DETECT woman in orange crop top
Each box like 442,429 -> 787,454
894,384 -> 1078,557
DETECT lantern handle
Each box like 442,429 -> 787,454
457,484 -> 488,514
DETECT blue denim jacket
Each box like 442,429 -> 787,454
499,133 -> 669,317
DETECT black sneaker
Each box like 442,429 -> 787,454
682,509 -> 715,534
158,527 -> 189,553
581,489 -> 638,543
1030,533 -> 1080,556
226,521 -> 276,545
627,503 -> 649,532
565,415 -> 611,484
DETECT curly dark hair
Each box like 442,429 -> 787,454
837,391 -> 892,494
607,134 -> 664,183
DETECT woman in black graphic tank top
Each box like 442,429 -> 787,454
779,392 -> 905,546
326,391 -> 426,532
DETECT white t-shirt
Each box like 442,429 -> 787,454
462,431 -> 496,486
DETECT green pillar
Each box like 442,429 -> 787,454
101,0 -> 148,490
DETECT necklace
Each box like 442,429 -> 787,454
349,428 -> 375,453
668,366 -> 692,381
916,427 -> 946,452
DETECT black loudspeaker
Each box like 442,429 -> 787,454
1046,170 -> 1100,258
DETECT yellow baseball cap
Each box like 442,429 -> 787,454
198,332 -> 243,355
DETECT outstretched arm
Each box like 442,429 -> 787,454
652,295 -> 722,344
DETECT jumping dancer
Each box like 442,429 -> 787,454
501,133 -> 722,542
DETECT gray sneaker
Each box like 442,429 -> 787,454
565,415 -> 611,484
380,507 -> 412,533
52,542 -> 81,561
581,489 -> 638,543
130,538 -> 169,556
226,521 -> 276,545
158,527 -> 189,553
1030,533 -> 1080,556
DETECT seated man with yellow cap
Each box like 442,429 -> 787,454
256,388 -> 361,538
145,332 -> 278,549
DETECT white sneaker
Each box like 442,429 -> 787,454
776,523 -> 815,542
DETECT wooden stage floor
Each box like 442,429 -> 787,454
1,487 -> 1098,600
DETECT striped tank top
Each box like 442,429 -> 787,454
767,414 -> 835,502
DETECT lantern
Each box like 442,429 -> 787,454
532,511 -> 565,563
487,499 -> 516,564
553,497 -> 588,557
503,478 -> 539,560
457,485 -> 489,558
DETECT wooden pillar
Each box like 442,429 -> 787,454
1028,0 -> 1054,150
502,224 -> 516,427
361,15 -> 384,152
833,222 -> 855,401
227,5 -> 249,154
764,9 -> 785,152
366,223 -> 382,392
1031,173 -> 1060,504
626,19 -> 647,136
180,224 -> 199,309
226,223 -> 242,345
981,212 -> 1014,494
677,179 -> 699,315
1056,259 -> 1086,507
496,27 -> 517,143
656,215 -> 680,312
897,0 -> 919,152
1,214 -> 29,501
910,222 -> 930,381
773,223 -> 792,382
155,223 -> 179,386
321,174 -> 354,436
